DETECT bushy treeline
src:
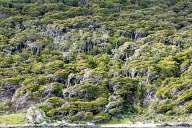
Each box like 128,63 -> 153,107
0,0 -> 191,124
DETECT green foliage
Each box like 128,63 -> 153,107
0,113 -> 26,124
0,101 -> 11,113
0,0 -> 192,124
184,101 -> 192,113
153,101 -> 175,114
157,56 -> 179,78
70,112 -> 94,122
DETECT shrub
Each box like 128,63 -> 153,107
153,100 -> 175,114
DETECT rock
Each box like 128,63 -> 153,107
0,83 -> 19,100
42,24 -> 63,37
42,86 -> 55,98
157,123 -> 192,128
113,42 -> 138,60
176,123 -> 191,127
118,30 -> 149,40
62,87 -> 79,98
41,21 -> 101,38
143,89 -> 155,105
12,92 -> 31,111
26,40 -> 42,55
82,69 -> 101,83
13,21 -> 24,29
70,21 -> 101,30
3,42 -> 26,53
104,95 -> 123,115
157,123 -> 172,127
63,85 -> 93,99
82,38 -> 93,52
52,75 -> 66,84
180,63 -> 191,73
108,81 -> 114,92
67,73 -> 78,87
122,68 -> 148,78
26,106 -> 46,124
0,13 -> 10,18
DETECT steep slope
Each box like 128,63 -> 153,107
0,0 -> 192,124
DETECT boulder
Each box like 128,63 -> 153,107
26,106 -> 46,124
12,92 -> 31,111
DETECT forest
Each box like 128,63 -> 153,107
0,0 -> 191,124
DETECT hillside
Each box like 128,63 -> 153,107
0,0 -> 192,124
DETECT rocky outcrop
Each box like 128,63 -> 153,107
0,13 -> 10,18
67,73 -> 82,87
0,83 -> 19,100
12,92 -> 32,111
52,75 -> 66,84
26,106 -> 46,124
113,42 -> 138,60
118,30 -> 149,40
82,39 -> 93,52
3,42 -> 26,53
40,21 -> 102,38
62,83 -> 96,99
104,95 -> 123,115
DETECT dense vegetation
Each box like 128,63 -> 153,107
0,0 -> 192,124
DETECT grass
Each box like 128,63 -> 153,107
0,113 -> 26,125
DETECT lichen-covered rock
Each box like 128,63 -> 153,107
12,92 -> 31,111
26,106 -> 46,124
118,30 -> 149,40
